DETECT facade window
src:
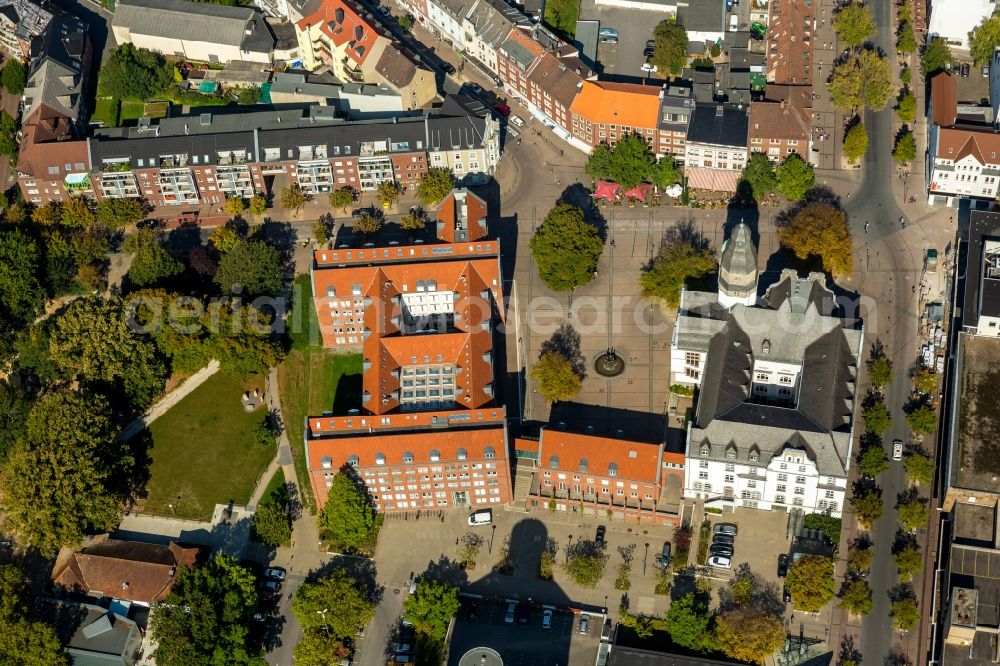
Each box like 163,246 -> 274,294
825,490 -> 835,499
699,460 -> 709,468
724,474 -> 735,483
725,464 -> 735,472
685,352 -> 700,367
699,471 -> 709,480
775,494 -> 785,504
608,463 -> 618,477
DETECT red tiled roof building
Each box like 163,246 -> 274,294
306,189 -> 513,511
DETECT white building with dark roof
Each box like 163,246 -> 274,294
673,226 -> 863,516
0,0 -> 52,60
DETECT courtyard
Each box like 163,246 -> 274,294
142,371 -> 275,520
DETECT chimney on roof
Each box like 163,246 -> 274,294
246,19 -> 255,35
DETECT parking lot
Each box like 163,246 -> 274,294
703,508 -> 794,588
578,0 -> 662,80
448,599 -> 602,666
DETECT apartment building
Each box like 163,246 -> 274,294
21,12 -> 91,139
684,102 -> 749,192
765,0 -> 814,85
748,85 -> 812,162
462,0 -> 529,74
426,0 -> 471,48
0,0 -> 52,60
568,81 -> 667,156
657,84 -> 695,160
304,189 -> 511,512
524,426 -> 685,526
16,107 -> 500,205
928,0 -> 996,53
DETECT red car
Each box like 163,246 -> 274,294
494,103 -> 511,117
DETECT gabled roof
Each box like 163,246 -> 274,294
749,97 -> 810,142
465,0 -> 529,47
527,52 -> 587,110
931,72 -> 958,127
375,45 -> 420,88
436,188 -> 488,242
570,80 -> 661,129
39,600 -> 142,666
0,0 -> 51,42
539,428 -> 663,482
936,126 -> 1000,164
686,103 -> 748,148
499,26 -> 544,70
114,0 -> 274,54
22,13 -> 88,125
297,0 -> 381,66
766,0 -> 814,85
51,537 -> 205,604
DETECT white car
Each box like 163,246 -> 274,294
709,555 -> 732,569
468,509 -> 492,526
893,439 -> 904,461
504,601 -> 516,624
264,567 -> 285,581
510,115 -> 526,128
640,59 -> 657,72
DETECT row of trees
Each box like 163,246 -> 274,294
740,153 -> 816,203
585,134 -> 681,191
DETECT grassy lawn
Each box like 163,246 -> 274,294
260,467 -> 286,505
143,372 -> 275,521
120,98 -> 147,123
92,97 -> 119,127
144,101 -> 169,119
278,275 -> 362,514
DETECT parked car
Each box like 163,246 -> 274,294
518,603 -> 529,627
264,567 -> 285,581
708,555 -> 732,569
713,523 -> 738,536
600,35 -> 618,44
510,114 -> 526,128
595,525 -> 607,544
645,39 -> 655,48
252,611 -> 267,622
712,534 -> 734,546
505,601 -> 516,624
542,609 -> 553,629
777,553 -> 789,578
643,46 -> 654,57
395,644 -> 413,655
709,544 -> 734,558
640,58 -> 657,72
261,579 -> 281,593
468,509 -> 492,525
893,439 -> 904,461
442,62 -> 456,75
655,541 -> 672,566
783,587 -> 792,603
579,614 -> 591,634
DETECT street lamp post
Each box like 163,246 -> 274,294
643,543 -> 649,576
567,535 -> 573,563
489,524 -> 497,555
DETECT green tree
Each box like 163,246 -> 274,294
209,225 -> 240,253
123,228 -> 183,287
225,196 -> 246,218
252,501 -> 291,548
417,167 -> 456,205
292,568 -> 376,638
237,85 -> 261,105
608,133 -> 657,189
715,607 -> 785,664
651,156 -> 682,189
98,43 -> 173,100
529,203 -> 603,291
319,470 -> 378,551
0,229 -> 46,333
1,58 -> 26,95
777,202 -> 854,276
844,122 -> 869,163
786,555 -> 835,612
895,92 -> 917,123
850,488 -> 883,528
280,184 -> 306,214
329,187 -> 356,211
59,198 -> 95,228
404,580 -> 460,639
151,555 -> 264,666
292,630 -> 351,666
922,37 -> 953,77
897,20 -> 917,54
664,591 -> 715,652
96,198 -> 145,227
838,580 -> 874,616
893,131 -> 917,162
828,50 -> 892,111
214,239 -> 284,297
862,399 -> 892,435
0,392 -> 128,552
906,405 -> 937,435
49,296 -> 167,409
531,351 -> 583,403
740,152 -> 777,201
585,143 -> 615,182
775,153 -> 815,201
0,565 -> 68,665
969,15 -> 1000,65
312,219 -> 331,244
652,20 -> 689,75
833,1 -> 876,47
868,354 -> 893,389
248,195 -> 268,218
803,513 -> 843,544
376,180 -> 402,207
398,14 -> 413,31
562,542 -> 608,588
891,597 -> 920,630
400,209 -> 426,232
913,367 -> 937,394
900,64 -> 913,86
847,544 -> 873,574
903,452 -> 935,484
0,382 -> 30,464
857,444 -> 889,477
543,0 -> 578,38
898,499 -> 930,533
639,239 -> 715,307
353,213 -> 382,237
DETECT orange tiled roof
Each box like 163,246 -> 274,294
298,0 -> 381,66
436,189 -> 488,243
539,429 -> 662,482
505,27 -> 545,58
570,81 -> 661,131
309,406 -> 506,434
936,126 -> 1000,163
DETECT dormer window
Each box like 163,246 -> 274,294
320,456 -> 333,469
402,451 -> 414,464
457,448 -> 467,461
700,445 -> 710,457
429,449 -> 441,462
375,453 -> 386,465
579,458 -> 589,473
549,455 -> 559,469
726,446 -> 737,459
484,446 -> 495,459
749,446 -> 760,463
608,462 -> 618,477
347,454 -> 359,466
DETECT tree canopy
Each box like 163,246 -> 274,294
922,37 -> 953,77
403,580 -> 460,640
151,555 -> 264,666
868,353 -> 893,389
214,239 -> 284,298
96,198 -> 146,228
857,444 -> 889,477
665,590 -> 716,652
319,469 -> 378,551
850,488 -> 883,528
585,134 -> 663,190
776,153 -> 816,201
828,49 -> 892,111
123,228 -> 184,288
843,122 -> 869,164
292,568 -> 376,639
329,187 -> 356,211
0,565 -> 68,665
98,44 -> 173,100
894,544 -> 923,581
838,580 -> 873,616
777,202 -> 853,276
715,607 -> 785,664
905,405 -> 938,435
897,19 -> 917,54
0,229 -> 47,340
652,20 -> 689,75
740,153 -> 777,201
903,452 -> 935,484
417,167 -> 456,205
252,501 -> 291,548
897,498 -> 930,533
862,399 -> 891,435
639,239 -> 715,307
969,15 -> 1000,66
0,391 -> 129,552
1,59 -> 26,95
562,541 -> 608,588
280,185 -> 306,214
832,1 -> 876,47
531,351 -> 583,403
529,203 -> 603,291
543,0 -> 578,38
785,555 -> 835,612
893,131 -> 917,163
891,597 -> 920,630
376,181 -> 401,207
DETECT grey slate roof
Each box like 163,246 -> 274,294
686,102 -> 748,148
964,210 -> 1000,326
718,222 -> 756,292
40,601 -> 141,666
677,0 -> 726,32
113,0 -> 274,54
658,84 -> 694,132
0,0 -> 51,42
23,13 -> 88,122
682,272 -> 863,478
466,0 -> 529,47
499,33 -> 538,70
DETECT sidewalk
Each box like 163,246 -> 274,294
119,360 -> 220,441
811,0 -> 846,171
